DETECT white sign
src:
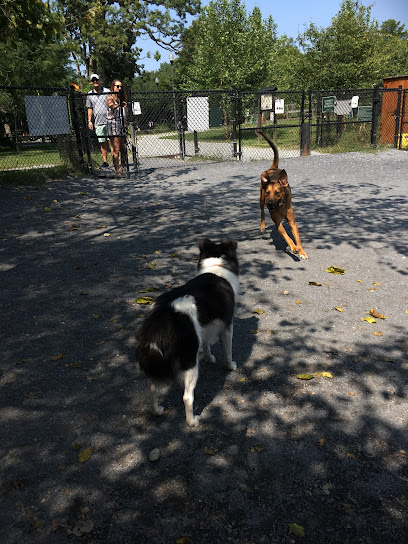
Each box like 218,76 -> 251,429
334,99 -> 352,116
275,99 -> 285,114
25,96 -> 70,136
132,102 -> 141,115
187,96 -> 209,132
351,95 -> 359,108
261,95 -> 272,110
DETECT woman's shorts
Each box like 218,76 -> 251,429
95,124 -> 108,143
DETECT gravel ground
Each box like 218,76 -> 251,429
1,149 -> 407,544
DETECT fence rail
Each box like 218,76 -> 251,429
1,84 -> 407,177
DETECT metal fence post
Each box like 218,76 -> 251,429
231,85 -> 239,159
69,85 -> 85,168
300,89 -> 310,156
394,85 -> 403,149
370,84 -> 380,148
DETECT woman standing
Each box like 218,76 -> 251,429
107,80 -> 127,177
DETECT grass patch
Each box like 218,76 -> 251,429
0,165 -> 69,187
0,142 -> 62,170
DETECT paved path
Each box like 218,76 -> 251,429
1,149 -> 407,543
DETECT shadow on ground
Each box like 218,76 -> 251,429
0,156 -> 407,543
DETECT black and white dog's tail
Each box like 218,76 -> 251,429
137,305 -> 199,383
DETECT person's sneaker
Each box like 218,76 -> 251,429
101,162 -> 109,168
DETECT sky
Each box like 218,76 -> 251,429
139,0 -> 408,72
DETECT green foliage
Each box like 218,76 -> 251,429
0,0 -> 60,42
297,0 -> 408,88
56,0 -> 201,85
178,0 -> 277,90
0,1 -> 73,87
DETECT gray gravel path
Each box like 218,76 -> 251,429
1,149 -> 407,544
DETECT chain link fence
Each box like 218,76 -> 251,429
1,85 -> 406,179
0,86 -> 75,176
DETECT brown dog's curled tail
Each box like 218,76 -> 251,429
256,130 -> 279,169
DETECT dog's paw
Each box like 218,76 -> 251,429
205,353 -> 216,364
226,360 -> 237,371
153,405 -> 164,416
187,416 -> 200,427
299,252 -> 308,260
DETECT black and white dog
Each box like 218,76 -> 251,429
137,238 -> 239,426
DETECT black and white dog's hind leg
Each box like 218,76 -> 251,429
222,324 -> 236,370
182,363 -> 200,427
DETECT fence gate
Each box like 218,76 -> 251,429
128,88 -> 238,172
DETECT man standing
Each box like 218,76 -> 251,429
86,74 -> 110,168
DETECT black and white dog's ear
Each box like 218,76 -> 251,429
221,239 -> 238,252
198,238 -> 214,251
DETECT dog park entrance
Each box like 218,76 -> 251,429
1,85 -> 407,175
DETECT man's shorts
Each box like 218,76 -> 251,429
95,124 -> 108,143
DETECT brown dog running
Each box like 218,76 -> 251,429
258,131 -> 308,260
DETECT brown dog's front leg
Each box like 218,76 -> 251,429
260,186 -> 266,232
274,219 -> 298,254
286,209 -> 308,259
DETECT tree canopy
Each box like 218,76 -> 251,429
56,0 -> 201,86
178,0 -> 277,90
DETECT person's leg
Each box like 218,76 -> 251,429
100,141 -> 108,163
110,137 -> 120,175
120,137 -> 126,172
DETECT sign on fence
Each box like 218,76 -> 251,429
322,96 -> 335,113
275,99 -> 285,114
25,96 -> 70,136
357,106 -> 372,121
187,96 -> 209,132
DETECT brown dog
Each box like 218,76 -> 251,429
258,131 -> 308,259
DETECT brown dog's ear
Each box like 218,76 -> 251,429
260,171 -> 269,184
278,169 -> 288,187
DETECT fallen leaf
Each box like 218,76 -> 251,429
296,374 -> 314,380
250,444 -> 265,453
373,331 -> 383,336
267,329 -> 278,335
43,207 -> 51,212
362,316 -> 376,323
203,447 -> 218,456
136,297 -> 154,305
250,329 -> 260,334
334,307 -> 343,312
315,371 -> 333,378
319,438 -> 326,447
78,448 -> 92,463
51,353 -> 64,361
346,452 -> 356,459
370,308 -> 386,319
103,233 -> 110,237
171,253 -> 180,258
295,300 -> 302,304
13,358 -> 34,365
283,290 -> 289,295
24,196 -> 32,200
326,266 -> 345,275
148,262 -> 156,269
289,523 -> 305,537
373,282 -> 382,286
79,192 -> 87,196
69,362 -> 82,368
308,281 -> 322,286
240,377 -> 247,382
176,538 -> 187,544
252,309 -> 265,314
348,392 -> 356,396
